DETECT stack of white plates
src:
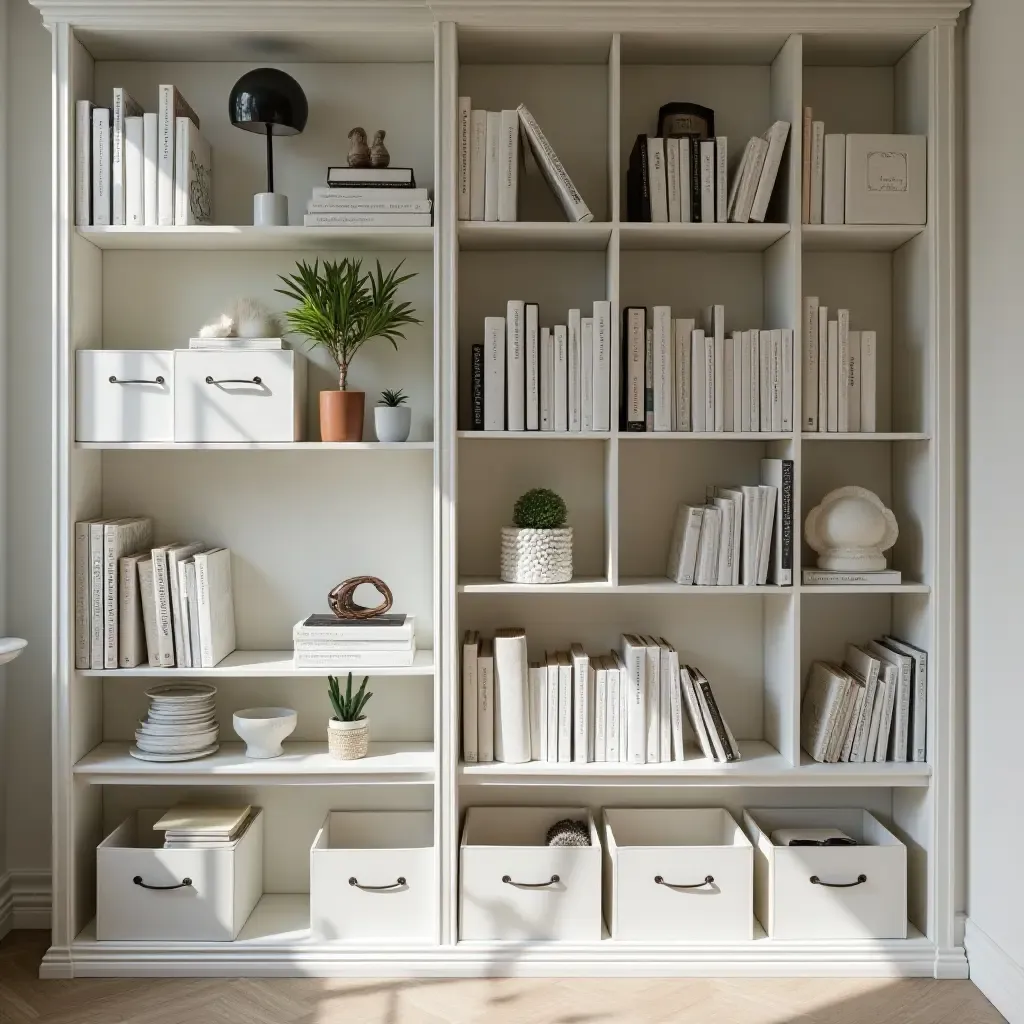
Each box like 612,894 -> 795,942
130,683 -> 219,762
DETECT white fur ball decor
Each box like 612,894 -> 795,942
500,527 -> 573,585
197,299 -> 282,340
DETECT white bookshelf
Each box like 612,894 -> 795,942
37,0 -> 965,981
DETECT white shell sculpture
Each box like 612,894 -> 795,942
804,486 -> 898,571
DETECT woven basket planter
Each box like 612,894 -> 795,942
500,526 -> 573,585
328,718 -> 370,760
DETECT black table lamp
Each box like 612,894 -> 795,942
229,68 -> 308,226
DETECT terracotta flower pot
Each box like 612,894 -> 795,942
320,390 -> 365,442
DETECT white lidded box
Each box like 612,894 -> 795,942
310,811 -> 434,942
76,349 -> 174,442
173,350 -> 307,442
96,808 -> 263,941
743,808 -> 907,940
459,806 -> 601,941
602,808 -> 753,942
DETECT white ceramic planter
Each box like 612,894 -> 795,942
232,707 -> 297,759
500,527 -> 573,584
328,717 -> 370,760
374,405 -> 412,442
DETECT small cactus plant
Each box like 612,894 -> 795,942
379,388 -> 408,407
513,488 -> 568,530
328,673 -> 372,722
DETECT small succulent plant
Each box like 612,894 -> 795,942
379,388 -> 408,408
328,672 -> 372,722
513,488 -> 568,530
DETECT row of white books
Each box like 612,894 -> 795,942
74,519 -> 236,670
76,86 -> 212,228
471,301 -> 612,432
627,122 -> 790,224
801,298 -> 877,432
801,636 -> 928,764
291,613 -> 417,669
666,460 -> 792,587
457,100 -> 593,223
461,631 -> 740,765
621,305 -> 793,433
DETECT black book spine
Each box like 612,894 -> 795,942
621,307 -> 646,431
698,678 -> 737,762
638,135 -> 651,222
688,136 -> 703,222
781,458 -> 793,582
471,344 -> 484,430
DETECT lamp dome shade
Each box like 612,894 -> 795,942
229,68 -> 308,136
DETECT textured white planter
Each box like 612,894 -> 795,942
328,717 -> 370,760
374,405 -> 412,442
500,527 -> 573,584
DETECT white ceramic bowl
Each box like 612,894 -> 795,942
233,707 -> 297,759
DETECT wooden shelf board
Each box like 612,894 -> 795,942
459,741 -> 930,787
457,431 -> 611,440
77,225 -> 434,252
802,432 -> 929,441
74,742 -> 434,784
458,576 -> 612,594
78,649 -> 435,678
618,431 -> 793,441
802,224 -> 925,252
801,583 -> 930,595
76,441 -> 434,451
619,222 -> 790,252
458,221 -> 612,251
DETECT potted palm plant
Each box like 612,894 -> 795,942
375,388 -> 412,442
327,672 -> 372,760
277,258 -> 421,442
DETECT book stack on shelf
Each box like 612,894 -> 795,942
76,84 -> 212,228
801,636 -> 928,765
620,304 -> 793,433
304,167 -> 433,227
457,100 -> 593,223
462,630 -> 741,766
471,300 -> 612,432
626,120 -> 789,224
666,459 -> 793,587
153,805 -> 255,847
292,613 -> 416,668
802,297 -> 877,433
133,683 -> 219,762
74,520 -> 237,671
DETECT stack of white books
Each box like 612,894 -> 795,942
152,805 -> 254,848
801,636 -> 928,764
461,630 -> 743,765
304,168 -> 433,228
292,613 -> 416,669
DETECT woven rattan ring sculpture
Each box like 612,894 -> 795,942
328,576 -> 394,619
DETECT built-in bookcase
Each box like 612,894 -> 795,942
41,0 -> 963,980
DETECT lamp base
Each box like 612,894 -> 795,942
254,192 -> 288,226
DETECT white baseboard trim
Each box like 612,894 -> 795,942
4,870 -> 51,930
0,873 -> 13,940
965,917 -> 1024,1024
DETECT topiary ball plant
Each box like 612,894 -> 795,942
513,488 -> 568,530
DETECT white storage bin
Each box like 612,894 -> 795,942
460,806 -> 601,942
173,350 -> 307,443
96,808 -> 263,941
743,808 -> 907,940
602,808 -> 753,942
310,811 -> 434,942
76,349 -> 174,442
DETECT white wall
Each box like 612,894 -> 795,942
965,0 -> 1024,1019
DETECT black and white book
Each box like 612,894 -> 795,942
307,195 -> 432,213
606,652 -> 623,763
680,666 -> 714,759
111,88 -> 144,226
714,486 -> 745,585
294,614 -> 414,642
731,136 -> 769,223
327,166 -> 415,187
678,136 -> 693,222
470,343 -> 484,429
817,304 -> 829,433
517,105 -> 592,223
621,307 -> 645,431
644,327 -> 654,431
593,655 -> 608,762
760,459 -> 793,586
861,329 -> 877,431
626,134 -> 651,222
694,669 -> 739,761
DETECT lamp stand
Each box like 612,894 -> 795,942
254,129 -> 288,226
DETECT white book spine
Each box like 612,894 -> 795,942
138,559 -> 159,667
705,331 -> 717,432
151,551 -> 175,667
673,506 -> 704,585
678,137 -> 692,223
715,136 -> 728,223
714,332 -> 725,431
658,645 -> 673,762
624,309 -> 644,430
646,328 -> 655,432
622,639 -> 647,764
735,136 -> 769,223
525,304 -> 540,431
175,560 -> 192,669
506,301 -> 526,431
580,317 -> 594,431
818,305 -> 829,433
594,662 -> 607,761
732,332 -> 743,431
647,137 -> 668,222
750,120 -> 790,222
111,89 -> 126,225
605,666 -> 620,762
740,330 -> 752,432
494,631 -> 531,763
124,116 -> 145,227
484,111 -> 501,223
540,327 -> 553,430
554,324 -> 568,431
89,524 -> 105,669
592,301 -> 611,431
809,120 -> 825,224
726,137 -> 751,222
715,498 -> 735,586
699,140 -> 715,223
723,331 -> 735,432
530,665 -> 546,761
477,648 -> 494,763
837,309 -> 850,431
516,105 -> 593,223
768,329 -> 781,432
803,296 -> 820,430
644,641 -> 660,763
568,309 -> 582,432
157,85 -> 175,226
827,319 -> 839,432
674,318 -> 693,431
847,330 -> 861,432
665,137 -> 681,222
823,133 -> 846,225
498,109 -> 519,222
860,330 -> 877,431
557,656 -> 572,762
143,113 -> 158,226
92,108 -> 111,227
76,101 -> 94,226
194,547 -> 237,669
691,329 -> 706,432
457,97 -> 472,220
571,645 -> 589,763
545,660 -> 559,762
102,524 -> 120,669
118,556 -> 145,668
652,306 -> 672,431
484,316 -> 505,430
303,213 -> 432,227
75,522 -> 94,669
750,330 -> 761,433
469,109 -> 488,221
308,198 -> 432,214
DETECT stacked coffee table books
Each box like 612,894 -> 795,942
152,805 -> 255,848
131,683 -> 219,762
292,613 -> 417,668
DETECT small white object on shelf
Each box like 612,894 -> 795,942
233,707 -> 297,759
0,638 -> 27,666
804,485 -> 898,572
844,133 -> 927,225
500,527 -> 573,585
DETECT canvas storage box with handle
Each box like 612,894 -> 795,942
310,810 -> 434,942
173,350 -> 307,443
96,808 -> 263,941
743,807 -> 907,940
459,806 -> 601,942
76,349 -> 174,442
602,807 -> 754,942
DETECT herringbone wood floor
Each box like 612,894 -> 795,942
0,931 -> 1005,1024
